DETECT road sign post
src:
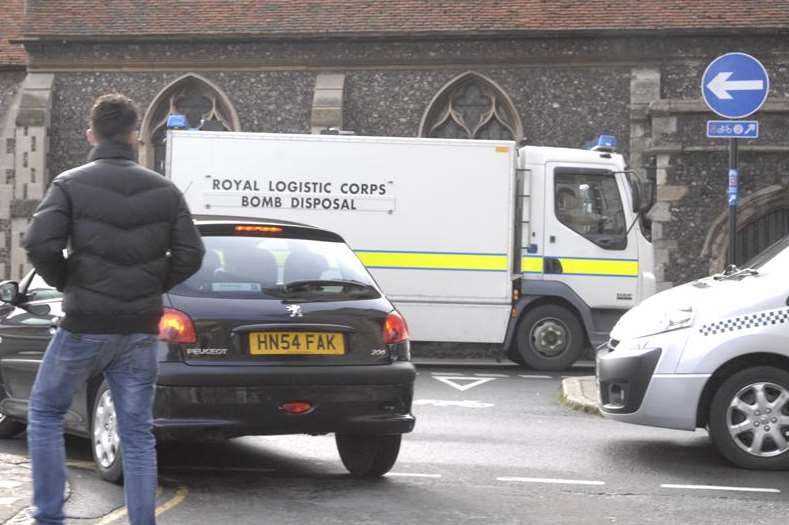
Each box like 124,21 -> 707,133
728,142 -> 738,265
702,52 -> 769,266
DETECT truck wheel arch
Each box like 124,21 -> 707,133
503,281 -> 595,352
695,352 -> 789,428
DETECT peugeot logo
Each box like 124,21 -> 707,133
286,305 -> 303,318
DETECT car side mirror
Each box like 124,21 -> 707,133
0,281 -> 21,305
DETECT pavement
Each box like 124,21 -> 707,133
559,375 -> 600,415
0,452 -> 33,523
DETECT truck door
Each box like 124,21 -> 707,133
544,164 -> 639,312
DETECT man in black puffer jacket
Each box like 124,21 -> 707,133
23,94 -> 204,525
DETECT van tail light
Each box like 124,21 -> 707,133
159,308 -> 197,344
383,311 -> 409,345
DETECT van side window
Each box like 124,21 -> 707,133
555,169 -> 627,250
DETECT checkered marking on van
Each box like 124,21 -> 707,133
699,308 -> 789,336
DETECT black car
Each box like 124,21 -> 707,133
0,217 -> 416,481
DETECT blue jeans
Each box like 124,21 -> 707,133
27,328 -> 159,525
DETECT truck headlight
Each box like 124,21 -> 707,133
638,306 -> 694,337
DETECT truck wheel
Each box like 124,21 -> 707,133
336,434 -> 401,478
515,304 -> 585,371
708,366 -> 789,470
506,347 -> 526,365
91,382 -> 124,484
0,410 -> 26,438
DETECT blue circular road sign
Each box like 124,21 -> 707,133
701,52 -> 769,119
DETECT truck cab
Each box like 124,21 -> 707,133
507,137 -> 655,370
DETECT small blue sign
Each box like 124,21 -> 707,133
707,120 -> 759,139
728,169 -> 738,208
702,53 -> 769,119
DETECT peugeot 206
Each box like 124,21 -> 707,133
0,217 -> 416,481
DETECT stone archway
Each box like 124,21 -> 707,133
701,184 -> 789,272
139,74 -> 240,173
419,71 -> 523,141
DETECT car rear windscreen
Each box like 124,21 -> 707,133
170,234 -> 380,300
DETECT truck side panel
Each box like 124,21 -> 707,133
167,131 -> 517,343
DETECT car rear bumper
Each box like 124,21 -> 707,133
152,361 -> 416,437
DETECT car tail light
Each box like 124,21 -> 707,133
280,402 -> 314,415
383,311 -> 409,344
159,308 -> 197,344
235,225 -> 283,234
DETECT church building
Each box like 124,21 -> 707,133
1,1 -> 789,292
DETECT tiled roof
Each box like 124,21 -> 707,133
0,0 -> 26,66
21,0 -> 789,39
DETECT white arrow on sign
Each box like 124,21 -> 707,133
434,376 -> 495,392
706,72 -> 765,100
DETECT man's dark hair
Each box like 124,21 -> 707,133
90,94 -> 139,142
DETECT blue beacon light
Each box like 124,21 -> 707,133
166,114 -> 189,130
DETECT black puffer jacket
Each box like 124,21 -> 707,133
24,141 -> 205,334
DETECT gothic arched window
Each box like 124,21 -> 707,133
140,74 -> 240,173
420,72 -> 523,141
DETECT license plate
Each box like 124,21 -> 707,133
248,332 -> 345,356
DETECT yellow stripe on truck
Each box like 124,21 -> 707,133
521,257 -> 639,277
356,251 -> 508,272
559,258 -> 639,277
521,256 -> 544,273
355,251 -> 638,276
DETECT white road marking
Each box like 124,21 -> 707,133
497,477 -> 605,486
434,376 -> 496,392
386,473 -> 442,479
430,372 -> 464,376
0,480 -> 22,489
660,484 -> 781,494
474,373 -> 509,378
519,374 -> 553,379
414,399 -> 494,408
162,465 -> 276,473
0,497 -> 20,506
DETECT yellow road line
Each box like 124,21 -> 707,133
155,485 -> 189,517
92,483 -> 188,525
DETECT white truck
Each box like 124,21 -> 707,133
166,130 -> 655,370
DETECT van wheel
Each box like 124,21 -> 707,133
515,304 -> 584,371
0,410 -> 26,438
708,366 -> 789,470
91,382 -> 124,484
336,434 -> 401,478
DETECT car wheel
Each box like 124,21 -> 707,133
336,433 -> 402,478
708,366 -> 789,470
515,304 -> 585,371
0,409 -> 26,438
91,382 -> 124,484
